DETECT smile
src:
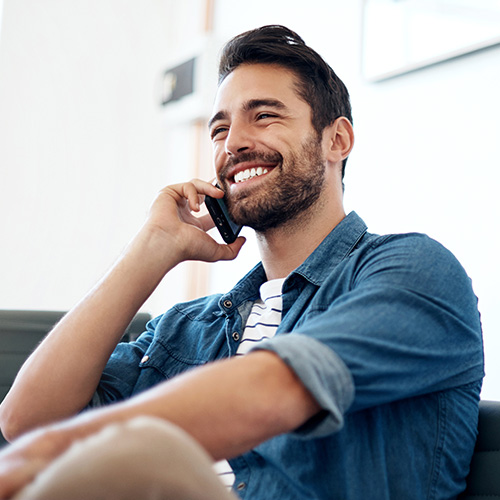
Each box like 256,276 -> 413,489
234,167 -> 269,183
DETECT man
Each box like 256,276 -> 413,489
0,25 -> 483,499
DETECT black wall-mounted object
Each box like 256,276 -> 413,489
161,57 -> 196,106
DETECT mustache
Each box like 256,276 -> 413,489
220,151 -> 282,180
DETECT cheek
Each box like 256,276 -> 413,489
212,145 -> 226,170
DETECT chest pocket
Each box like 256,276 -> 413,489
131,312 -> 230,395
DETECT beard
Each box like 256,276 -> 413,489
220,133 -> 326,233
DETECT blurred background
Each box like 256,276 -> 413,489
0,0 -> 498,397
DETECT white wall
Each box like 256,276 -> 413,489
0,0 -> 207,315
0,1 -> 498,398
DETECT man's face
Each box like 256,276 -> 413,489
209,63 -> 327,232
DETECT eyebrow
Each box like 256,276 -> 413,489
208,98 -> 288,129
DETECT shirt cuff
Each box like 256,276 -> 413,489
84,391 -> 103,410
250,333 -> 354,438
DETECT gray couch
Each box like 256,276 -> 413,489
0,309 -> 151,447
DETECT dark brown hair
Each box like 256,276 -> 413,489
218,25 -> 352,176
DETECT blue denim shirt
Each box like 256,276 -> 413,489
91,212 -> 484,499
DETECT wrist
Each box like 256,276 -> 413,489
125,223 -> 186,274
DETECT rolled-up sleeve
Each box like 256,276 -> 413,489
251,233 -> 483,438
251,334 -> 354,438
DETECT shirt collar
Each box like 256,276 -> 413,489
221,211 -> 368,310
290,211 -> 368,286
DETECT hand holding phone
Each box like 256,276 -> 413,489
205,187 -> 242,244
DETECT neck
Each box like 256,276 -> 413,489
256,196 -> 345,281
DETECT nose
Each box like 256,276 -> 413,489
224,121 -> 255,156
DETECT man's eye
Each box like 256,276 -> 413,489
257,113 -> 276,120
211,127 -> 228,139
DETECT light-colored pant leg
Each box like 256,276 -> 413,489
14,417 -> 238,500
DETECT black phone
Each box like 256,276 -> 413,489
205,188 -> 242,244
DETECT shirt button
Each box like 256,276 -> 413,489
236,482 -> 246,491
232,332 -> 240,342
223,299 -> 233,309
140,355 -> 149,363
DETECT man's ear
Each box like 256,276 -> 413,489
323,117 -> 354,163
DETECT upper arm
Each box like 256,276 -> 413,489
88,323 -> 157,407
300,234 -> 483,410
255,234 -> 484,427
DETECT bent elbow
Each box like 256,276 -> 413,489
0,413 -> 19,443
0,416 -> 16,443
0,399 -> 33,443
0,423 -> 17,444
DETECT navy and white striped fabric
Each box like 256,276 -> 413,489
215,278 -> 285,489
235,278 -> 285,356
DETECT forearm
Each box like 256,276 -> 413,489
0,180 -> 244,441
0,227 -> 181,441
49,351 -> 321,461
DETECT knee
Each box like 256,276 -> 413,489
75,416 -> 213,473
16,417 -> 219,500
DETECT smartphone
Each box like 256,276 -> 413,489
205,187 -> 242,244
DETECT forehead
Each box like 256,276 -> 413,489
212,63 -> 307,115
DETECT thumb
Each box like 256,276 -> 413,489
212,236 -> 247,262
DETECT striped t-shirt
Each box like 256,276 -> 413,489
215,278 -> 285,489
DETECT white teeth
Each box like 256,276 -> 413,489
234,167 -> 269,183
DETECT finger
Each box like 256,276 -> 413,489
212,236 -> 246,262
182,181 -> 223,212
207,177 -> 226,196
196,178 -> 225,198
0,458 -> 45,499
187,178 -> 223,196
180,182 -> 201,212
